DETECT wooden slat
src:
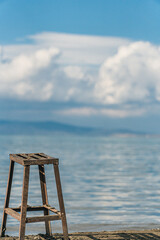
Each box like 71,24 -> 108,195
13,206 -> 45,212
54,164 -> 68,240
5,208 -> 20,221
10,155 -> 24,165
10,153 -> 59,166
44,205 -> 61,217
1,160 -> 15,237
19,165 -> 30,239
23,158 -> 59,166
26,214 -> 61,223
32,154 -> 41,159
34,153 -> 48,159
39,165 -> 52,235
17,154 -> 28,159
27,153 -> 45,158
37,153 -> 49,158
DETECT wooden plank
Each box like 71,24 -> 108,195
26,214 -> 60,223
10,155 -> 24,165
23,158 -> 58,165
20,153 -> 29,158
13,206 -> 44,212
30,153 -> 47,159
44,205 -> 61,217
1,160 -> 15,237
4,208 -> 20,221
25,153 -> 46,158
16,154 -> 28,159
36,153 -> 49,158
54,164 -> 69,240
39,165 -> 52,235
10,153 -> 59,166
19,166 -> 30,240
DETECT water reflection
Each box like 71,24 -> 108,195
1,134 -> 160,236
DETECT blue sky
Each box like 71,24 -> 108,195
1,0 -> 160,43
1,0 -> 160,133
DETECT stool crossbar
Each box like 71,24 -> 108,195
1,153 -> 68,240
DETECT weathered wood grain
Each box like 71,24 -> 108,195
10,153 -> 59,165
4,208 -> 20,221
19,166 -> 30,240
0,160 -> 15,237
12,206 -> 45,212
26,215 -> 60,223
44,205 -> 61,217
39,165 -> 52,235
54,164 -> 69,240
1,153 -> 68,240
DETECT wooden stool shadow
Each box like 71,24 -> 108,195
0,153 -> 68,240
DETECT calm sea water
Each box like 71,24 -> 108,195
1,133 -> 160,236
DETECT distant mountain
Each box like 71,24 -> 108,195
0,120 -> 146,136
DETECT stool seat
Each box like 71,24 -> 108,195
1,152 -> 68,240
10,153 -> 59,166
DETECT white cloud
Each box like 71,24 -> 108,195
29,32 -> 130,65
0,47 -> 58,100
0,47 -> 59,82
56,107 -> 98,116
55,107 -> 146,118
63,66 -> 84,80
95,41 -> 160,105
0,32 -> 129,104
1,32 -> 160,118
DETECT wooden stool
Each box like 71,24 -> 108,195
1,153 -> 68,240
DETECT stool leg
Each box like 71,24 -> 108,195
1,160 -> 15,237
38,165 -> 52,236
19,166 -> 30,240
53,164 -> 68,240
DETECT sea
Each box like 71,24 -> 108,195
0,133 -> 160,236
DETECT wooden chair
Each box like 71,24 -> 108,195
1,153 -> 68,240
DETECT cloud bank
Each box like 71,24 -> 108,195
0,47 -> 59,100
0,32 -> 160,118
95,41 -> 160,104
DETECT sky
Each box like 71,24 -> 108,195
1,0 -> 160,133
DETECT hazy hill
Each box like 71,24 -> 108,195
0,120 -> 145,136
